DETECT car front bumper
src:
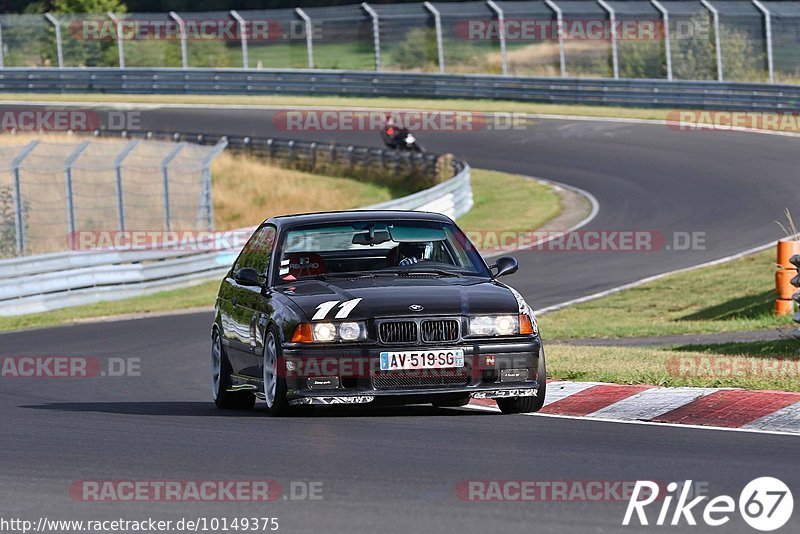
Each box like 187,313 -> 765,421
282,339 -> 542,406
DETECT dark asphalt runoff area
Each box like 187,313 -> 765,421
1,105 -> 799,533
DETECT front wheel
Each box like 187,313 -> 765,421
262,329 -> 314,416
496,349 -> 546,415
212,328 -> 255,410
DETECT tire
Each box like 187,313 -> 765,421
263,328 -> 313,417
496,348 -> 547,415
432,396 -> 470,408
212,328 -> 255,410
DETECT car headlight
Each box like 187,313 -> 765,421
313,322 -> 337,342
469,315 -> 520,337
338,321 -> 365,341
292,321 -> 367,343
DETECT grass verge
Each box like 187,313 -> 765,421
541,248 -> 799,391
539,249 -> 791,340
211,152 -> 396,230
547,340 -> 799,391
0,169 -> 559,332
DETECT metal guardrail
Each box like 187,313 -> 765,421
2,68 -> 799,111
0,137 -> 471,317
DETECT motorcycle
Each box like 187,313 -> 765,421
381,125 -> 425,153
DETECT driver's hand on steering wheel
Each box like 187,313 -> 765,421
399,257 -> 419,267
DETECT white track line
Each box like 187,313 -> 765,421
535,238 -> 790,314
462,404 -> 800,437
482,176 -> 600,260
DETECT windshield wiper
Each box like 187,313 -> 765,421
397,268 -> 461,277
313,272 -> 376,280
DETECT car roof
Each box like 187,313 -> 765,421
264,210 -> 455,230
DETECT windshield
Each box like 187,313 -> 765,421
275,220 -> 489,282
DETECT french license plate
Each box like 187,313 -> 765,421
379,349 -> 465,371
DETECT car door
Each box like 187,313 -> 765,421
224,225 -> 277,377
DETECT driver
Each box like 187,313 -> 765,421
397,242 -> 430,266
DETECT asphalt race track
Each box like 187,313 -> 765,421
1,105 -> 799,533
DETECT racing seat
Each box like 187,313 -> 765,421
283,252 -> 328,280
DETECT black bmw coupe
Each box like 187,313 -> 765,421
211,210 -> 545,416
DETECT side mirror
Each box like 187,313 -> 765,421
234,267 -> 262,287
490,256 -> 518,278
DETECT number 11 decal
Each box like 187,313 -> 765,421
311,298 -> 363,320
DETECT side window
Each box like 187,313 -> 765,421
234,226 -> 276,276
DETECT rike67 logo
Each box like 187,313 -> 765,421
623,478 -> 793,531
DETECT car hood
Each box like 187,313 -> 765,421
278,276 -> 520,321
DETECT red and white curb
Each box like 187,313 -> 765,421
468,381 -> 800,435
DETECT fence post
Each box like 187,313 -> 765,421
161,143 -> 185,232
700,0 -> 723,82
295,8 -> 315,69
650,0 -> 673,81
169,11 -> 188,69
487,1 -> 508,76
44,13 -> 64,68
113,139 -> 139,232
199,139 -> 227,230
752,0 -> 774,83
107,12 -> 125,68
544,0 -> 567,78
597,0 -> 619,79
230,10 -> 249,69
423,2 -> 445,73
10,140 -> 39,255
64,141 -> 90,242
361,3 -> 381,71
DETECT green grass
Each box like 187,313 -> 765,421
458,170 -> 560,234
547,340 -> 800,391
0,168 -> 560,333
539,249 -> 792,340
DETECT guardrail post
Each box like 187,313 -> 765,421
64,141 -> 90,241
199,139 -> 227,230
230,10 -> 249,69
487,1 -> 508,76
112,139 -> 139,232
107,12 -> 125,68
295,8 -> 315,69
362,3 -> 381,71
10,140 -> 39,254
161,143 -> 185,232
423,2 -> 445,73
651,0 -> 673,81
752,0 -> 774,83
700,0 -> 723,82
544,0 -> 567,78
44,13 -> 64,68
597,0 -> 619,79
169,11 -> 188,69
